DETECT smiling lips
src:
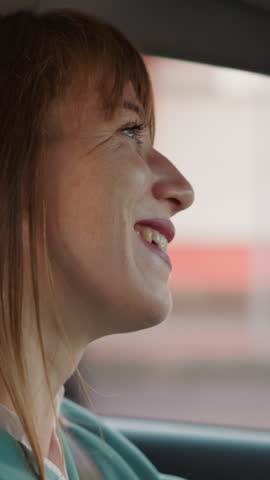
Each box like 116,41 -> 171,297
134,218 -> 175,243
134,218 -> 174,269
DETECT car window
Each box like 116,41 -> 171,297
74,56 -> 270,430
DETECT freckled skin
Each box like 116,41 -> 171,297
0,82 -> 194,461
39,83 -> 194,345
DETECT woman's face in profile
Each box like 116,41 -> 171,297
40,82 -> 193,341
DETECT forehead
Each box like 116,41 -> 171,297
82,82 -> 145,122
45,82 -> 145,141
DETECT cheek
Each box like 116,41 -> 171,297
110,145 -> 150,204
43,143 -> 149,266
40,144 -> 170,336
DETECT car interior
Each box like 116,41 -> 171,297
65,2 -> 270,479
2,0 -> 270,479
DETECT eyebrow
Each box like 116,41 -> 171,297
122,101 -> 144,118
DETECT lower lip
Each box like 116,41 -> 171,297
137,233 -> 172,269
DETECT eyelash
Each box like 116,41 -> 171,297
121,123 -> 145,145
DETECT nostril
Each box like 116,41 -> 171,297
169,189 -> 194,213
169,198 -> 181,206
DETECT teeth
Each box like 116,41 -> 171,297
141,227 -> 153,244
135,226 -> 168,252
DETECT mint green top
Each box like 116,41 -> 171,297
0,397 -> 186,479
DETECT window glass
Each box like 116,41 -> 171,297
68,57 -> 270,429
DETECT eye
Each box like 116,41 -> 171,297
121,123 -> 145,145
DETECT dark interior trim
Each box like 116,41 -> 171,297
37,0 -> 270,76
103,416 -> 270,480
241,0 -> 270,13
2,1 -> 270,75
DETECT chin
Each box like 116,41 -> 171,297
117,290 -> 173,334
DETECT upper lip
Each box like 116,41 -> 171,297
134,218 -> 175,243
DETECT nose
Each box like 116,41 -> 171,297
150,149 -> 194,215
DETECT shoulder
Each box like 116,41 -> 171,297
60,396 -> 104,434
0,428 -> 54,480
60,397 -> 188,480
0,429 -> 33,480
60,397 -> 159,476
0,428 -> 61,480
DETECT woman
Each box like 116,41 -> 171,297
0,7 -> 194,480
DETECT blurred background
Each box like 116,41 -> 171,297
65,56 -> 270,430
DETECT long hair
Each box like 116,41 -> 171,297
0,8 -> 155,479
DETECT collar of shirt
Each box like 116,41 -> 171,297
0,384 -> 67,480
